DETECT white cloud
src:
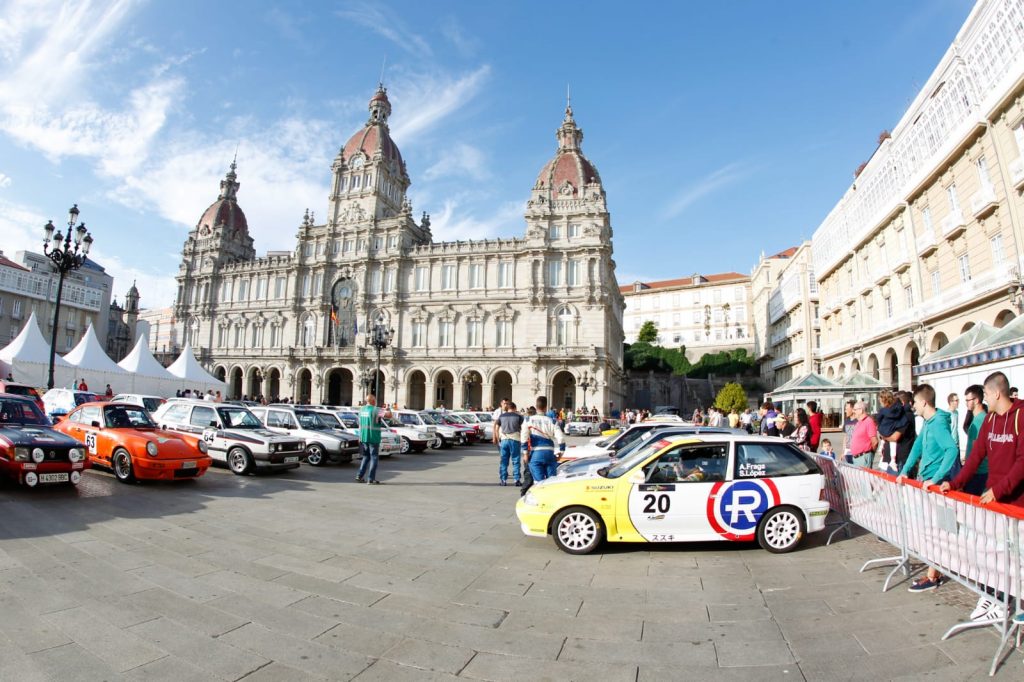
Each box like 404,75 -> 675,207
0,197 -> 45,258
662,162 -> 752,219
335,2 -> 432,58
389,65 -> 491,143
0,172 -> 10,188
423,142 -> 489,181
441,17 -> 480,57
427,198 -> 524,242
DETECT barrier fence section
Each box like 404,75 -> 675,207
813,455 -> 1023,676
810,454 -> 851,544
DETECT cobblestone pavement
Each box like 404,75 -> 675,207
0,437 -> 1021,681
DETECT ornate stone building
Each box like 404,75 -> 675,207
173,87 -> 625,411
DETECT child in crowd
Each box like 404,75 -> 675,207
819,438 -> 835,459
876,389 -> 910,473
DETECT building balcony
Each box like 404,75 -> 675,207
1010,157 -> 1024,192
940,210 -> 967,240
916,230 -> 938,256
970,186 -> 998,220
770,352 -> 804,371
874,269 -> 890,286
891,251 -> 911,273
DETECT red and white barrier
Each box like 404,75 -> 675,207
821,459 -> 1023,676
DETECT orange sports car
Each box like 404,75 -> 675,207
55,401 -> 212,483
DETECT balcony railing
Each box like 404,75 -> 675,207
941,210 -> 967,240
891,250 -> 911,273
970,186 -> 998,219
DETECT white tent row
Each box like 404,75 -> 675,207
0,314 -> 226,397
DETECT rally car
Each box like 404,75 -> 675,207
0,393 -> 88,487
516,434 -> 828,555
54,401 -> 212,483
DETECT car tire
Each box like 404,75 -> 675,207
400,437 -> 411,454
112,448 -> 136,483
306,443 -> 325,466
757,506 -> 805,554
430,435 -> 443,450
227,447 -> 254,476
551,506 -> 603,555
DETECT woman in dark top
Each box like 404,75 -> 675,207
791,408 -> 811,450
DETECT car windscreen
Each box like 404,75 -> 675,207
105,405 -> 156,428
3,385 -> 38,398
0,397 -> 49,425
605,438 -> 680,478
611,425 -> 655,451
295,411 -> 332,430
142,397 -> 165,412
418,412 -> 441,425
216,406 -> 263,428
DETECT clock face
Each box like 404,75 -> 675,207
350,156 -> 364,169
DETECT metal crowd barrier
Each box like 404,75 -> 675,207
810,454 -> 851,544
814,456 -> 1023,676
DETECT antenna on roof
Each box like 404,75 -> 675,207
379,55 -> 387,88
231,143 -> 239,170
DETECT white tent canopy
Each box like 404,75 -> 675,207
63,323 -> 130,394
167,342 -> 227,394
0,312 -> 74,388
117,335 -> 181,396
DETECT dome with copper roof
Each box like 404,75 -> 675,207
196,161 -> 248,237
534,104 -> 602,196
342,85 -> 404,169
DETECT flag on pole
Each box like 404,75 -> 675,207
330,304 -> 338,324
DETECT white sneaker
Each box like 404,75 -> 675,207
970,597 -> 995,621
973,602 -> 1005,624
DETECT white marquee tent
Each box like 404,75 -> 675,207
166,342 -> 227,394
63,323 -> 130,393
0,312 -> 74,388
117,335 -> 181,396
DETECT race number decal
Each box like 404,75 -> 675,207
203,428 -> 217,444
85,432 -> 97,454
706,479 -> 780,541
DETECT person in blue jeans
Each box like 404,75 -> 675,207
521,395 -> 565,482
357,394 -> 391,484
495,401 -> 524,486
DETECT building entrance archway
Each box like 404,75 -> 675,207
434,371 -> 453,408
296,368 -> 312,404
230,368 -> 243,399
491,371 -> 513,408
327,368 -> 353,406
551,371 -> 576,411
407,370 -> 426,409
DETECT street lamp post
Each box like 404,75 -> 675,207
462,371 -> 479,410
579,373 -> 591,412
42,205 -> 93,390
369,313 -> 394,402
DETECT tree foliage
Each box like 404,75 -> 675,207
624,344 -> 755,379
714,382 -> 748,413
636,320 -> 659,344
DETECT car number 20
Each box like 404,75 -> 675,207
85,432 -> 98,454
642,494 -> 671,514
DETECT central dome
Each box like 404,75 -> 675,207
342,86 -> 403,168
534,104 -> 601,197
196,161 -> 247,236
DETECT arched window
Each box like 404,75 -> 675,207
555,306 -> 574,346
188,318 -> 200,346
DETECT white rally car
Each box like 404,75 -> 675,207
516,433 -> 829,554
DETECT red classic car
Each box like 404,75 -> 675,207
54,402 -> 211,483
0,393 -> 88,487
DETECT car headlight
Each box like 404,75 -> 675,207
31,448 -> 45,463
146,441 -> 158,456
270,443 -> 278,453
14,447 -> 29,462
522,492 -> 539,507
198,439 -> 208,454
68,448 -> 83,462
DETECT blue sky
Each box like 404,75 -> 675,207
0,0 -> 974,308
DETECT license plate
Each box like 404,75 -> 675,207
284,456 -> 299,463
425,426 -> 436,433
38,473 -> 69,483
181,461 -> 196,469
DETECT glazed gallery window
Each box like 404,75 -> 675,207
468,264 -> 484,289
467,319 -> 481,346
549,225 -> 561,240
497,262 -> 512,288
302,316 -> 316,347
275,277 -> 286,298
441,265 -> 455,290
415,266 -> 429,291
548,260 -> 562,287
411,321 -> 425,347
568,223 -> 580,238
567,260 -> 580,287
439,320 -> 454,347
496,319 -> 512,347
555,307 -> 574,345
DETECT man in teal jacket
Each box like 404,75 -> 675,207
897,383 -> 960,593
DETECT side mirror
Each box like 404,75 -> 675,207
209,421 -> 218,428
91,421 -> 100,428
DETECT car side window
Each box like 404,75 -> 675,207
399,413 -> 416,426
163,404 -> 190,423
190,406 -> 217,428
735,443 -> 817,478
68,409 -> 83,424
644,444 -> 728,484
80,405 -> 102,425
267,411 -> 291,428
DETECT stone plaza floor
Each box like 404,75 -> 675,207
0,438 -> 1021,681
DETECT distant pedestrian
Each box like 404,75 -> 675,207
496,401 -> 524,487
740,408 -> 753,433
806,401 -> 822,451
791,408 -> 812,451
77,378 -> 88,391
521,396 -> 565,483
960,384 -> 988,495
848,401 -> 879,467
819,438 -> 836,459
842,400 -> 857,458
104,384 -> 113,398
357,393 -> 392,484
